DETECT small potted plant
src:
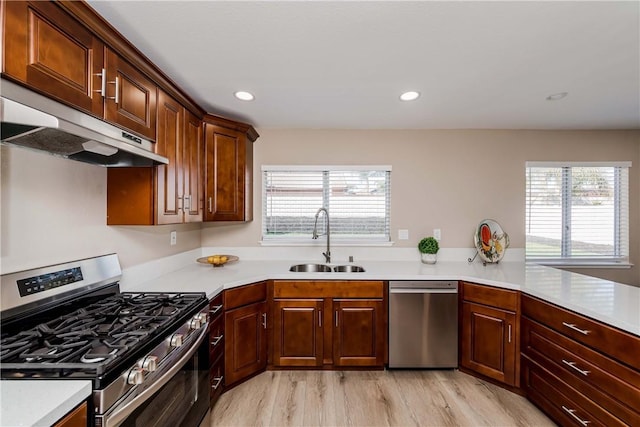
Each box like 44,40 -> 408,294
418,237 -> 439,264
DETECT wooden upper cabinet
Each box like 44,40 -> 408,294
184,110 -> 203,222
3,1 -> 105,116
3,3 -> 158,140
104,48 -> 157,140
155,90 -> 183,224
203,117 -> 258,222
107,90 -> 202,225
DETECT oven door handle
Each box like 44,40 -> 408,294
102,324 -> 209,427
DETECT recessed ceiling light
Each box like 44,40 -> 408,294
400,91 -> 420,101
546,92 -> 568,101
234,91 -> 255,101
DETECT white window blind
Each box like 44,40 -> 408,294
525,162 -> 630,264
262,166 -> 391,243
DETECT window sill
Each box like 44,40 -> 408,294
259,240 -> 395,247
531,261 -> 633,269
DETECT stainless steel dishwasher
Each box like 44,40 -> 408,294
389,281 -> 458,368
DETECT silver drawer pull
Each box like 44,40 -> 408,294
562,359 -> 590,376
212,376 -> 224,390
209,305 -> 223,316
561,406 -> 591,426
562,322 -> 590,335
211,335 -> 223,346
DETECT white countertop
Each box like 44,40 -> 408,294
0,380 -> 91,427
121,259 -> 640,336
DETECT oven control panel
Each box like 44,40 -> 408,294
17,267 -> 83,297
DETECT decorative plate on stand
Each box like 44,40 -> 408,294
473,219 -> 509,264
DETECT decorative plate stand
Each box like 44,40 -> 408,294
469,219 -> 509,265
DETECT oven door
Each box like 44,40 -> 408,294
97,326 -> 209,427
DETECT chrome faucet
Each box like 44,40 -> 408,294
312,207 -> 331,263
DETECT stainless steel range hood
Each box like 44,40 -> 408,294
0,79 -> 168,167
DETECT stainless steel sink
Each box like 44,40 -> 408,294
333,265 -> 366,273
289,263 -> 332,272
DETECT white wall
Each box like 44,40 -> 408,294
201,129 -> 640,286
0,145 -> 201,273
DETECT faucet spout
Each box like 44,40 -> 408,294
312,207 -> 330,263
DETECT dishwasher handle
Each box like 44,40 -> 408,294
390,288 -> 458,294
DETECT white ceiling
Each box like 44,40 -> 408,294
86,1 -> 640,130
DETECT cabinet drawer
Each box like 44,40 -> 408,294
522,294 -> 640,370
210,357 -> 224,406
224,281 -> 266,310
461,282 -> 518,311
522,357 -> 625,427
209,293 -> 224,320
522,318 -> 640,425
273,281 -> 383,299
209,314 -> 225,364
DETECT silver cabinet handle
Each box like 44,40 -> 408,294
561,406 -> 591,426
262,313 -> 267,329
183,195 -> 191,212
508,324 -> 512,343
94,68 -> 106,97
208,197 -> 213,213
318,311 -> 322,328
212,375 -> 224,390
178,195 -> 183,211
209,305 -> 223,316
562,359 -> 590,376
562,322 -> 590,335
107,76 -> 119,104
211,335 -> 223,346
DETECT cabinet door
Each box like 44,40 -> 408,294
155,90 -> 183,224
224,301 -> 267,386
461,301 -> 517,386
3,1 -> 104,116
184,111 -> 203,222
104,48 -> 157,140
273,299 -> 324,367
53,402 -> 87,427
204,124 -> 248,221
333,299 -> 385,367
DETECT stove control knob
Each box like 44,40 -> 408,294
170,333 -> 184,347
189,318 -> 201,330
126,368 -> 145,385
141,355 -> 158,372
195,313 -> 209,324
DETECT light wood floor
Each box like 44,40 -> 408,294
210,370 -> 554,427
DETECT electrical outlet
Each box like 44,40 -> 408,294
433,228 -> 441,241
170,231 -> 177,246
398,229 -> 409,240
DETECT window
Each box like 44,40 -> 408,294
525,162 -> 630,264
262,166 -> 391,243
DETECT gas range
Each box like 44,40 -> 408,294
1,254 -> 210,427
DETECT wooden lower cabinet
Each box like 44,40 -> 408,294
53,402 -> 87,427
272,299 -> 323,367
333,299 -> 385,367
223,281 -> 268,388
521,294 -> 640,426
270,280 -> 386,369
460,282 -> 519,387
